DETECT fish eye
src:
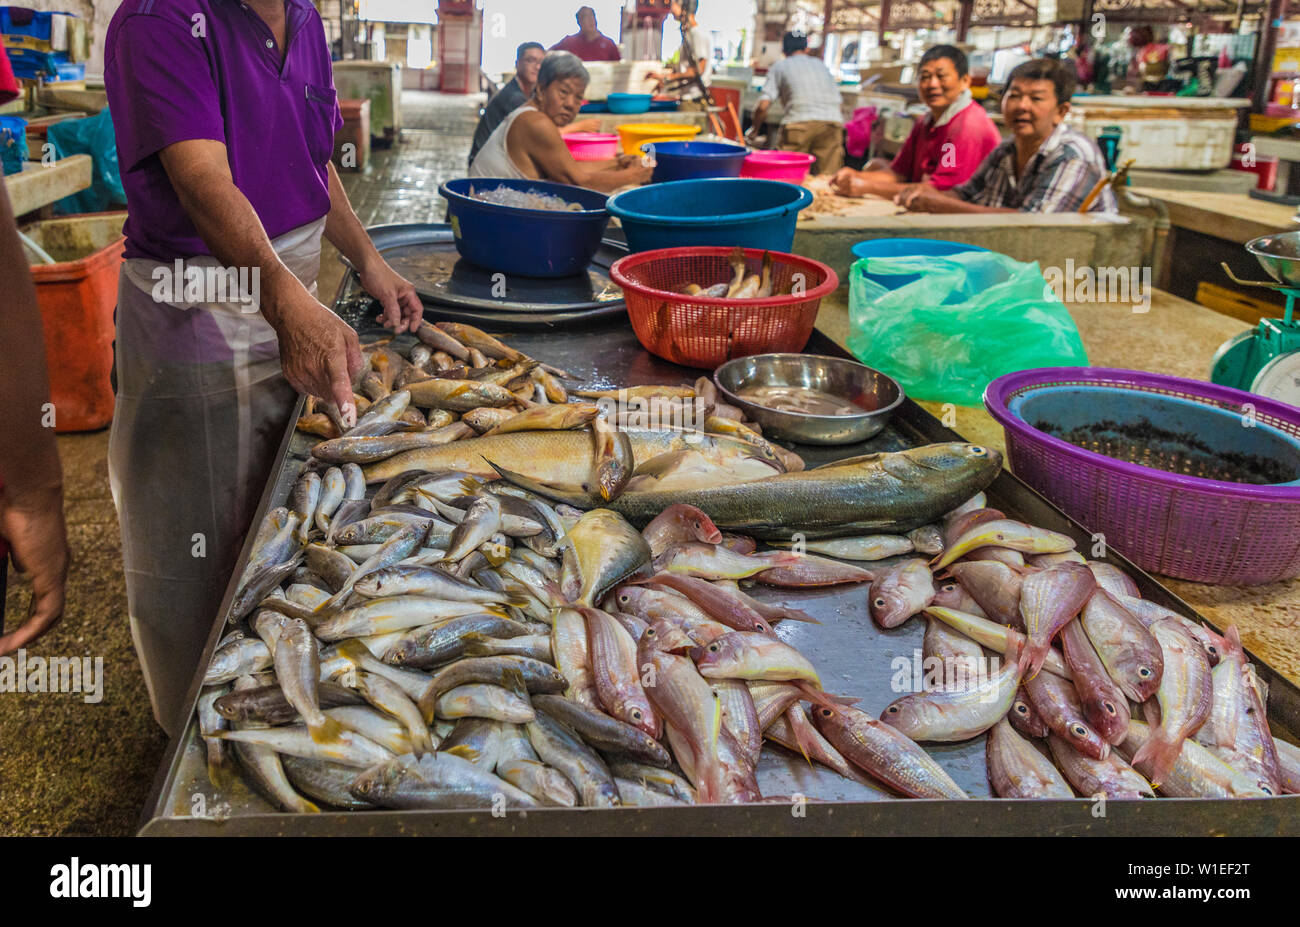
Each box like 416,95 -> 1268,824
885,705 -> 899,713
873,598 -> 885,608
818,707 -> 832,717
1262,786 -> 1274,795
970,446 -> 987,456
619,594 -> 629,603
645,627 -> 657,637
631,709 -> 643,721
1138,667 -> 1153,678
1103,701 -> 1117,715
1070,724 -> 1088,738
1014,702 -> 1029,716
708,643 -> 720,652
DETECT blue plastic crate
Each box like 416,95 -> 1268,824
0,7 -> 54,40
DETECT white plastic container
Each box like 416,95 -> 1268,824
1066,96 -> 1250,171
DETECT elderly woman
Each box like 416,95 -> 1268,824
470,51 -> 651,192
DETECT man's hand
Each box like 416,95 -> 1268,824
270,284 -> 364,427
895,182 -> 942,211
0,484 -> 68,655
359,258 -> 422,334
829,167 -> 869,197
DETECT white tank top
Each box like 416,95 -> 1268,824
468,104 -> 536,179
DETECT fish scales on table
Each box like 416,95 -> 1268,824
195,327 -> 1293,816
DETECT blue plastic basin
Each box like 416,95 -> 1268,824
644,141 -> 749,184
851,237 -> 988,290
608,178 -> 813,253
440,177 -> 610,278
607,93 -> 652,114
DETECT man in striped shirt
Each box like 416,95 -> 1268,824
897,58 -> 1117,214
748,32 -> 845,174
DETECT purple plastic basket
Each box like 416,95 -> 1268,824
985,367 -> 1300,585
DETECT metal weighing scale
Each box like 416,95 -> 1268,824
1211,231 -> 1300,406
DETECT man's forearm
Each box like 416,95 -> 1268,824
923,196 -> 1015,215
323,162 -> 383,274
0,185 -> 62,497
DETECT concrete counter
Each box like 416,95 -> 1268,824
814,286 -> 1300,684
795,188 -> 1150,277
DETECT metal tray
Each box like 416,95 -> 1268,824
137,322 -> 1300,836
342,223 -> 628,330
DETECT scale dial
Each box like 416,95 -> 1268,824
1210,329 -> 1261,390
1251,351 -> 1300,408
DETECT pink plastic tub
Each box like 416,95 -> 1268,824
741,150 -> 816,183
564,132 -> 619,161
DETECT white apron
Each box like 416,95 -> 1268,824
108,217 -> 324,737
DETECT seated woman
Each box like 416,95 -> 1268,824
896,58 -> 1118,214
470,51 -> 652,192
829,45 -> 1000,199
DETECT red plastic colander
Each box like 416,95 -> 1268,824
985,367 -> 1300,585
610,247 -> 838,369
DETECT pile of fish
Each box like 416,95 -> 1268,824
863,497 -> 1300,799
679,248 -> 780,300
295,320 -> 814,501
195,327 -> 1298,812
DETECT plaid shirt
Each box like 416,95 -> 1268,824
760,54 -> 845,125
954,122 -> 1118,213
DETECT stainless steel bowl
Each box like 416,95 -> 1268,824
713,353 -> 904,445
1246,232 -> 1300,288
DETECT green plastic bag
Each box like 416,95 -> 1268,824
846,251 -> 1088,407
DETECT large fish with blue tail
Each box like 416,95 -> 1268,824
487,443 -> 1001,540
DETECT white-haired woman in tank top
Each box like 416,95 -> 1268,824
470,51 -> 652,192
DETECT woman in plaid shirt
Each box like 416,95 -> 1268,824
897,58 -> 1117,214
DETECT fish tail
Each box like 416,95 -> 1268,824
795,682 -> 839,709
787,712 -> 816,766
309,716 -> 347,745
417,683 -> 440,724
1017,643 -> 1039,681
1130,733 -> 1177,789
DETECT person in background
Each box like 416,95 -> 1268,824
0,43 -> 68,656
470,51 -> 651,191
829,44 -> 999,198
653,0 -> 712,103
105,0 -> 422,735
550,6 -> 620,62
469,42 -> 545,168
748,32 -> 845,175
896,58 -> 1117,214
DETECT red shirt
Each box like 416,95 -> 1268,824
551,32 -> 620,62
0,45 -> 19,105
890,97 -> 1001,190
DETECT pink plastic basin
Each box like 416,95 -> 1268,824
741,150 -> 816,183
564,132 -> 619,161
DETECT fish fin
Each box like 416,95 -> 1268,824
500,666 -> 530,700
785,708 -> 815,766
308,716 -> 347,745
443,744 -> 480,761
505,596 -> 533,609
333,639 -> 372,666
795,682 -> 838,709
460,632 -> 498,657
1130,734 -> 1177,789
417,684 -> 440,724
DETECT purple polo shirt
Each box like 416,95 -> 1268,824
105,0 -> 343,261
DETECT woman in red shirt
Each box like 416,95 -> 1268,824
830,45 -> 1001,199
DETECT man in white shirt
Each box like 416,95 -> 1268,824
749,32 -> 845,174
654,0 -> 712,103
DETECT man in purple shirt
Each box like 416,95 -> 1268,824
105,0 -> 421,735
